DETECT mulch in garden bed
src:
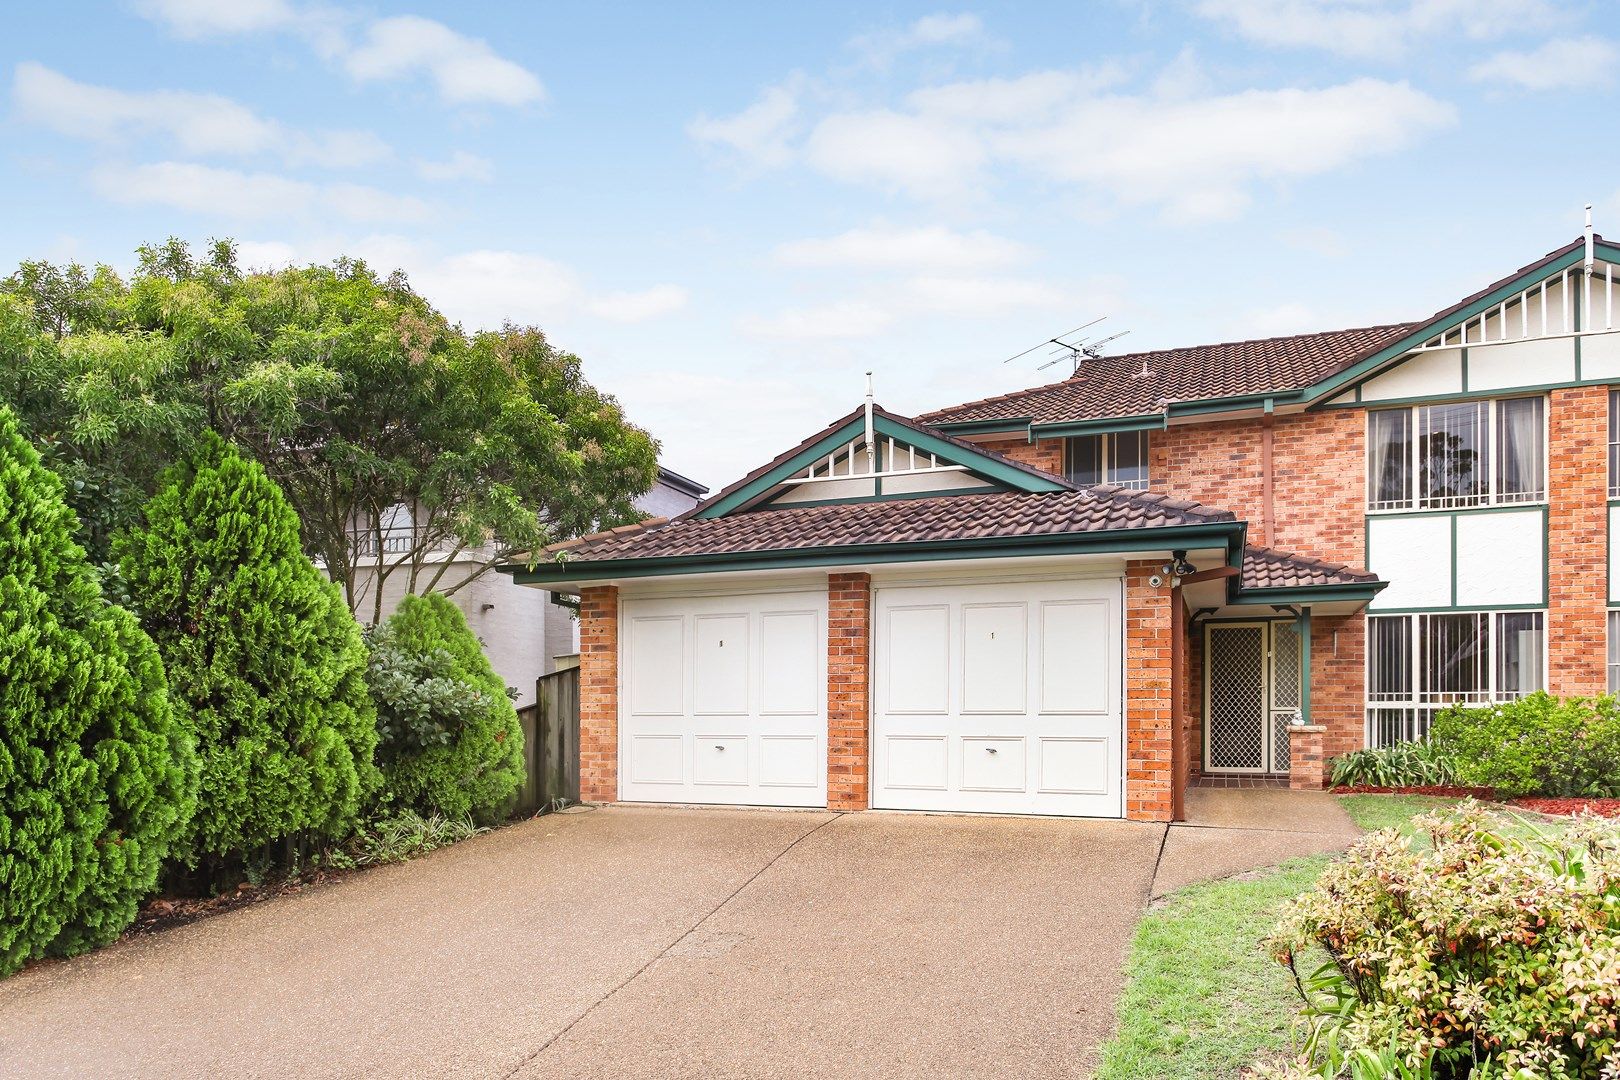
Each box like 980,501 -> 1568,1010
129,867 -> 355,936
1509,797 -> 1620,818
1329,784 -> 1494,798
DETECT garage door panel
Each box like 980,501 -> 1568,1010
758,735 -> 819,788
885,735 -> 949,790
884,605 -> 949,713
1039,600 -> 1110,714
1038,736 -> 1111,795
874,578 -> 1122,818
759,611 -> 818,714
620,592 -> 826,808
627,616 -> 684,715
961,736 -> 1026,791
693,614 -> 749,715
961,604 -> 1028,714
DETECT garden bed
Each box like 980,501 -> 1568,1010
1509,796 -> 1620,818
1329,783 -> 1492,798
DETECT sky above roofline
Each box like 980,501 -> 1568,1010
5,2 -> 1619,487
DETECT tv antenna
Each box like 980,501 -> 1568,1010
1002,318 -> 1131,376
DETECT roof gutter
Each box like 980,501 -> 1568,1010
501,520 -> 1246,587
1229,580 -> 1389,606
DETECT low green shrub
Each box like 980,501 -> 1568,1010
346,810 -> 487,867
1430,692 -> 1620,798
1327,742 -> 1459,789
364,593 -> 525,824
1264,803 -> 1620,1079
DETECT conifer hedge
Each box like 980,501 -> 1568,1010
118,434 -> 377,868
0,406 -> 196,975
366,593 -> 525,823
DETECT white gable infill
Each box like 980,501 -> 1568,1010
692,406 -> 1069,519
1308,238 -> 1620,409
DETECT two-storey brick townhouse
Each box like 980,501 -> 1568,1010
505,231 -> 1620,822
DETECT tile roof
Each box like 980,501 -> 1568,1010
921,236 -> 1597,429
919,323 -> 1416,426
543,486 -> 1235,564
1240,546 -> 1379,590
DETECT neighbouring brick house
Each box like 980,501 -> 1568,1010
504,231 -> 1620,822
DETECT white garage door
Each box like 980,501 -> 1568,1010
872,576 -> 1123,818
619,590 -> 827,807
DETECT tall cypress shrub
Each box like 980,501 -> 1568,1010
0,406 -> 196,975
366,593 -> 525,823
118,434 -> 377,873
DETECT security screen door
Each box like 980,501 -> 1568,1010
1204,621 -> 1302,774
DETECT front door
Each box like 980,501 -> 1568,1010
1203,621 -> 1302,775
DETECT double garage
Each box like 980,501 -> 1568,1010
617,572 -> 1125,818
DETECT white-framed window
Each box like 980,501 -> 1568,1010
1065,430 -> 1150,489
1608,389 -> 1620,499
1366,610 -> 1545,746
1608,610 -> 1620,695
1367,396 -> 1546,512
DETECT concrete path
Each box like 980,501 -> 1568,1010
1149,787 -> 1362,899
0,797 -> 1355,1079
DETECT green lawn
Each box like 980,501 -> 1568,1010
1096,794 -> 1461,1080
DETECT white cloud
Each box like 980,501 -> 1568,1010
134,3 -> 542,107
1192,0 -> 1560,60
1281,226 -> 1349,258
343,15 -> 545,105
688,82 -> 802,168
400,249 -> 688,329
903,275 -> 1071,316
805,109 -> 986,199
1469,36 -> 1618,91
90,162 -> 429,223
741,300 -> 896,340
414,150 -> 495,182
585,285 -> 691,323
234,239 -> 303,268
847,12 -> 988,69
13,62 -> 389,168
1241,302 -> 1322,336
774,224 -> 1028,271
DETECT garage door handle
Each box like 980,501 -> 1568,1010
986,747 -> 998,754
715,745 -> 726,751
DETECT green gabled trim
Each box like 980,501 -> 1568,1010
1298,608 -> 1312,727
1168,391 -> 1305,418
1301,244 -> 1620,407
504,521 -> 1245,585
697,412 -> 1068,519
1231,582 -> 1388,606
759,485 -> 996,509
1366,501 -> 1548,520
928,417 -> 1033,436
1030,414 -> 1166,439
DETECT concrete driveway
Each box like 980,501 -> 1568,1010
0,797 -> 1353,1078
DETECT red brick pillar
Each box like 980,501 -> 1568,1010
578,585 -> 620,803
1288,725 -> 1327,790
1547,386 -> 1608,697
827,572 -> 872,811
1125,561 -> 1173,822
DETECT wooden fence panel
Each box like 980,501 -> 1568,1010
513,667 -> 580,815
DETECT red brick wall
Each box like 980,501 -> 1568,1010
1547,385 -> 1608,697
578,585 -> 619,803
980,435 -> 1063,477
1310,613 -> 1365,762
1125,561 -> 1175,821
827,572 -> 872,810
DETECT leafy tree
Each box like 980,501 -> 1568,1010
117,434 -> 377,875
365,593 -> 525,823
2,239 -> 660,619
0,405 -> 196,974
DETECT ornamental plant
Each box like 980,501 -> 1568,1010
117,434 -> 377,876
1265,804 -> 1620,1079
1327,741 -> 1461,789
1431,693 -> 1620,798
364,593 -> 524,824
0,405 -> 196,975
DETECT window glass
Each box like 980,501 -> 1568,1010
1066,435 -> 1102,487
1367,409 -> 1412,509
1418,402 -> 1489,508
1367,616 -> 1412,700
1495,612 -> 1544,697
1112,430 -> 1149,489
1609,611 -> 1620,695
1421,612 -> 1488,702
1494,397 -> 1544,503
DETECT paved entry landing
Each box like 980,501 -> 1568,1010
1150,786 -> 1362,899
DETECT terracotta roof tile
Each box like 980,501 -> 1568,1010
549,486 -> 1234,564
1240,546 -> 1378,590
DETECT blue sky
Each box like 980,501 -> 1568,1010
5,2 -> 1620,486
